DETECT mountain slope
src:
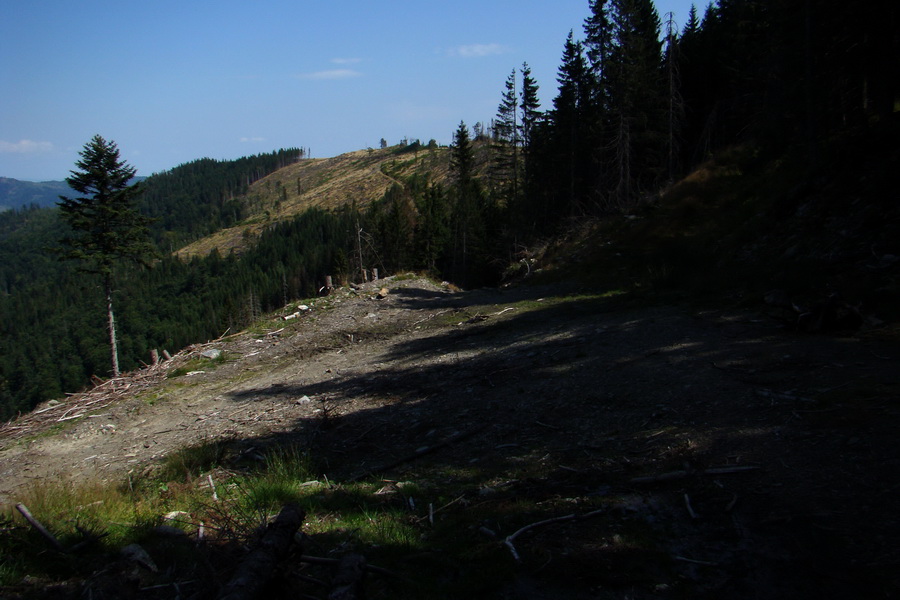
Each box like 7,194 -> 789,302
0,177 -> 71,211
175,143 -> 454,259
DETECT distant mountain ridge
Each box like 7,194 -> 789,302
0,177 -> 71,211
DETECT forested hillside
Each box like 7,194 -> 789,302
1,0 -> 897,418
0,150 -> 308,416
0,178 -> 74,212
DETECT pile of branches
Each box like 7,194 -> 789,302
0,341 -> 221,442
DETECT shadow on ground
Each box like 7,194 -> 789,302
216,284 -> 900,599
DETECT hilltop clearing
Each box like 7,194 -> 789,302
2,275 -> 898,598
175,143 -> 453,260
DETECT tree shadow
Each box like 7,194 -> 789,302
217,288 -> 899,598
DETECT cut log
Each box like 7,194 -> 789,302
217,504 -> 305,600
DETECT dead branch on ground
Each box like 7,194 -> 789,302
217,504 -> 305,600
503,508 -> 604,563
347,424 -> 489,482
630,465 -> 759,484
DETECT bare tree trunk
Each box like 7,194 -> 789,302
356,220 -> 366,282
105,273 -> 119,378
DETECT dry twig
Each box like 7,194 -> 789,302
503,508 -> 604,563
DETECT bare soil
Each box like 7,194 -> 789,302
2,276 -> 899,598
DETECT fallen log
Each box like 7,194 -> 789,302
328,553 -> 367,600
218,504 -> 305,600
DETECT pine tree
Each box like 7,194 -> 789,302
57,135 -> 156,377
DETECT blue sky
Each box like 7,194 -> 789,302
1,0 -> 699,181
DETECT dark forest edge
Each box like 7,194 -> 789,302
1,0 -> 898,417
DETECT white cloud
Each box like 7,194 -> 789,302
450,43 -> 507,58
330,57 -> 361,65
298,69 -> 362,80
0,139 -> 54,154
240,136 -> 266,143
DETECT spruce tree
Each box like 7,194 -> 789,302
414,183 -> 450,275
518,62 -> 543,222
663,10 -> 684,183
58,135 -> 156,377
491,70 -> 520,207
449,122 -> 484,286
551,31 -> 593,217
607,0 -> 665,209
583,0 -> 616,206
519,62 -> 542,152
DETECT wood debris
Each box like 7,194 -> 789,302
0,339 -> 224,442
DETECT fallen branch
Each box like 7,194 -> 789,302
347,425 -> 489,482
207,473 -> 219,502
684,494 -> 698,519
218,504 -> 305,600
503,508 -> 604,563
630,465 -> 759,484
629,470 -> 688,484
328,554 -> 367,600
411,308 -> 453,327
300,555 -> 399,579
16,503 -> 64,552
674,555 -> 720,567
702,466 -> 760,476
